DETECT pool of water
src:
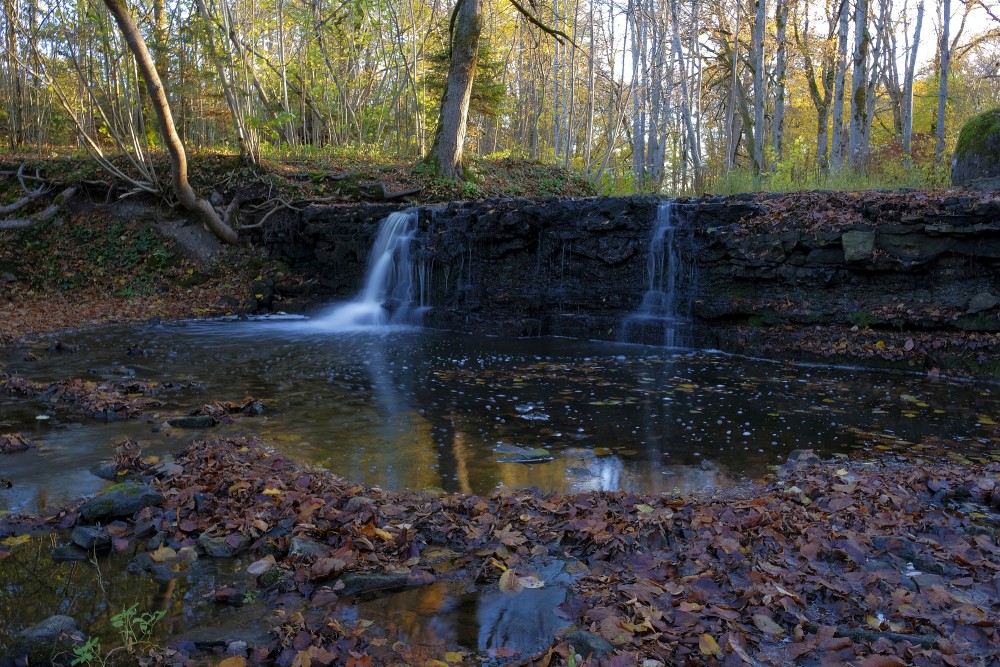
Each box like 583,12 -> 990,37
2,318 -> 998,513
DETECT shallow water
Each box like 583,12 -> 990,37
2,318 -> 998,513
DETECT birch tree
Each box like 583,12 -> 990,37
848,0 -> 870,168
751,0 -> 767,173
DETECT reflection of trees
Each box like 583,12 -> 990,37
0,537 -> 230,652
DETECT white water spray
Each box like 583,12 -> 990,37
622,201 -> 693,347
311,210 -> 423,330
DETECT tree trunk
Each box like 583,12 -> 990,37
902,0 -> 924,167
772,0 -> 789,167
430,0 -> 482,180
935,0 -> 950,166
751,0 -> 766,174
102,0 -> 239,245
831,0 -> 850,169
848,0 -> 869,169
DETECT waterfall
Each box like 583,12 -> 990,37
313,210 -> 425,330
621,201 -> 694,347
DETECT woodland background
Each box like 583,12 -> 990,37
1,0 -> 999,195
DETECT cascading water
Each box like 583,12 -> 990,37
621,201 -> 695,347
312,209 -> 425,330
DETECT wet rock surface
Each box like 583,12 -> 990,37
78,481 -> 163,523
265,191 -> 1000,375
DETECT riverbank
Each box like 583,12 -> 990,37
2,436 -> 998,666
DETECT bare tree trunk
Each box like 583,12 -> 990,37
935,0 -> 950,166
848,0 -> 869,168
772,0 -> 789,167
831,0 -> 850,169
724,1 -> 740,171
102,0 -> 239,245
671,0 -> 702,182
751,0 -> 766,174
902,0 -> 924,167
429,0 -> 481,180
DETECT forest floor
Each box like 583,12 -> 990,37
1,153 -> 1000,665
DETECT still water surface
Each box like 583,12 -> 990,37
2,318 -> 998,513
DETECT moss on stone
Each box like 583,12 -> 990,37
954,108 -> 1000,160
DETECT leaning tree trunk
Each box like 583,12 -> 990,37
430,0 -> 482,180
102,0 -> 238,244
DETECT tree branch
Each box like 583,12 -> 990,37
507,0 -> 575,46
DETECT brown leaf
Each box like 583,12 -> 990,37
858,656 -> 906,667
753,613 -> 786,636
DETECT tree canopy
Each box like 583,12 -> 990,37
1,0 -> 998,194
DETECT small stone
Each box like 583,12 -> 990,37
288,536 -> 327,559
258,566 -> 292,591
20,615 -> 82,642
967,291 -> 999,314
336,572 -> 418,597
167,415 -> 217,429
71,526 -> 111,551
841,230 -> 875,262
51,544 -> 90,562
90,461 -> 120,481
198,533 -> 252,557
564,630 -> 615,660
1,271 -> 16,283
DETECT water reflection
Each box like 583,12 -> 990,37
2,320 -> 999,513
339,560 -> 574,656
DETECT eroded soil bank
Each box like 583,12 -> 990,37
2,436 -> 999,666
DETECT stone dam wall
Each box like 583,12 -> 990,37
259,193 -> 1000,346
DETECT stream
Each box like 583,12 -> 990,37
2,318 -> 998,515
3,318 -> 1000,661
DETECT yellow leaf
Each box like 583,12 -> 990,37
498,568 -> 523,593
876,340 -> 886,349
444,653 -> 465,664
263,488 -> 282,496
218,657 -> 247,667
699,633 -> 722,657
150,546 -> 177,562
635,503 -> 655,513
1,534 -> 31,548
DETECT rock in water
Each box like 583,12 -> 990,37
79,481 -> 164,523
952,108 -> 1000,187
1,615 -> 87,667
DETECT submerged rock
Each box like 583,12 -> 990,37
70,525 -> 111,551
167,415 -> 217,429
1,615 -> 86,667
79,481 -> 163,523
563,630 -> 615,660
